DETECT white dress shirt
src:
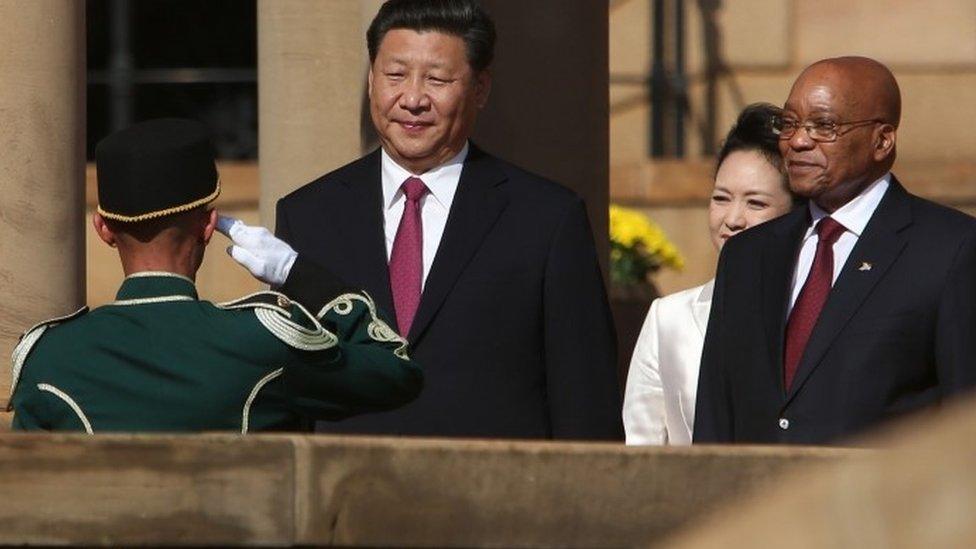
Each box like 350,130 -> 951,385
623,280 -> 713,445
789,173 -> 891,311
381,142 -> 469,289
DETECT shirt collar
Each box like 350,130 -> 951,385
114,271 -> 198,302
806,172 -> 891,238
381,142 -> 469,211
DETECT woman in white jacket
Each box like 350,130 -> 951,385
623,103 -> 799,445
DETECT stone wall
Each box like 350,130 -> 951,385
0,433 -> 860,547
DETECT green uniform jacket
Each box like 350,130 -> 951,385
10,272 -> 422,433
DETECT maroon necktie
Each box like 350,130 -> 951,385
783,216 -> 847,390
389,177 -> 429,336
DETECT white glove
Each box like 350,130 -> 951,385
216,215 -> 298,286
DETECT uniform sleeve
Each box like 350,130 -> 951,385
543,196 -> 623,440
11,384 -> 87,432
279,293 -> 423,421
10,386 -> 45,431
935,227 -> 976,394
693,247 -> 734,443
622,298 -> 668,445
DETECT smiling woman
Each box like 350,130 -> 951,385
622,103 -> 798,445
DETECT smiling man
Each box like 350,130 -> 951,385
266,0 -> 621,439
693,57 -> 976,445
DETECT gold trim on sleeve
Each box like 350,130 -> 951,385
318,291 -> 410,360
241,368 -> 284,434
37,383 -> 94,434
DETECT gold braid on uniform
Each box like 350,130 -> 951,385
318,291 -> 410,360
217,291 -> 338,351
96,180 -> 221,222
9,307 -> 89,407
241,368 -> 284,435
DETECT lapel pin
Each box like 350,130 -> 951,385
858,261 -> 873,272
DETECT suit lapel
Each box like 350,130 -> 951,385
407,145 -> 509,342
761,207 -> 810,395
691,280 -> 714,336
785,179 -> 913,403
337,149 -> 396,319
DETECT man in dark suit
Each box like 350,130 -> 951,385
229,0 -> 620,439
693,56 -> 976,445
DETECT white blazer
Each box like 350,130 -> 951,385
622,280 -> 714,445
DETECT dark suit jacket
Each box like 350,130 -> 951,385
694,178 -> 976,445
276,145 -> 622,440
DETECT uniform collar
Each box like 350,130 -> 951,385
114,271 -> 198,303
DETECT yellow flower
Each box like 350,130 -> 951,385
609,204 -> 684,271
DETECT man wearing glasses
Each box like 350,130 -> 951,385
694,56 -> 976,445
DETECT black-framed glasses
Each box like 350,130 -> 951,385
771,116 -> 885,143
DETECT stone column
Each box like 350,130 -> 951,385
257,0 -> 368,228
0,0 -> 86,413
476,1 -> 610,273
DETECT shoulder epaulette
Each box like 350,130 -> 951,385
216,291 -> 338,351
9,306 -> 89,410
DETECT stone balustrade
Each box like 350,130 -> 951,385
0,434 -> 861,547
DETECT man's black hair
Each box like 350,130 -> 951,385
367,0 -> 496,72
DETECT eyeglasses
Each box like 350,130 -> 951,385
771,116 -> 885,143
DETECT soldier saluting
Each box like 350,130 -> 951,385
10,118 -> 422,433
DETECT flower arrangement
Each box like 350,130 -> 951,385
609,204 -> 683,288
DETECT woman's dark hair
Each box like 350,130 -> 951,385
367,0 -> 496,72
717,102 -> 785,172
717,103 -> 803,203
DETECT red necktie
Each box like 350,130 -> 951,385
389,177 -> 429,336
783,216 -> 847,390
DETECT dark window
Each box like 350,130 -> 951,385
87,0 -> 257,160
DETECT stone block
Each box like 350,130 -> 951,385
714,72 -> 796,135
666,395 -> 976,548
611,87 -> 651,165
0,433 -> 296,546
796,0 -> 976,67
610,0 -> 650,76
295,436 -> 860,547
0,432 -> 866,546
716,0 -> 792,68
894,72 -> 976,161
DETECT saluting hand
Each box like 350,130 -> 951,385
216,215 -> 297,286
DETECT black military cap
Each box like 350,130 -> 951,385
95,118 -> 220,222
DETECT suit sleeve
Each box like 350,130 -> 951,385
935,226 -> 976,394
622,298 -> 668,444
275,198 -> 358,315
543,196 -> 623,440
693,246 -> 734,443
